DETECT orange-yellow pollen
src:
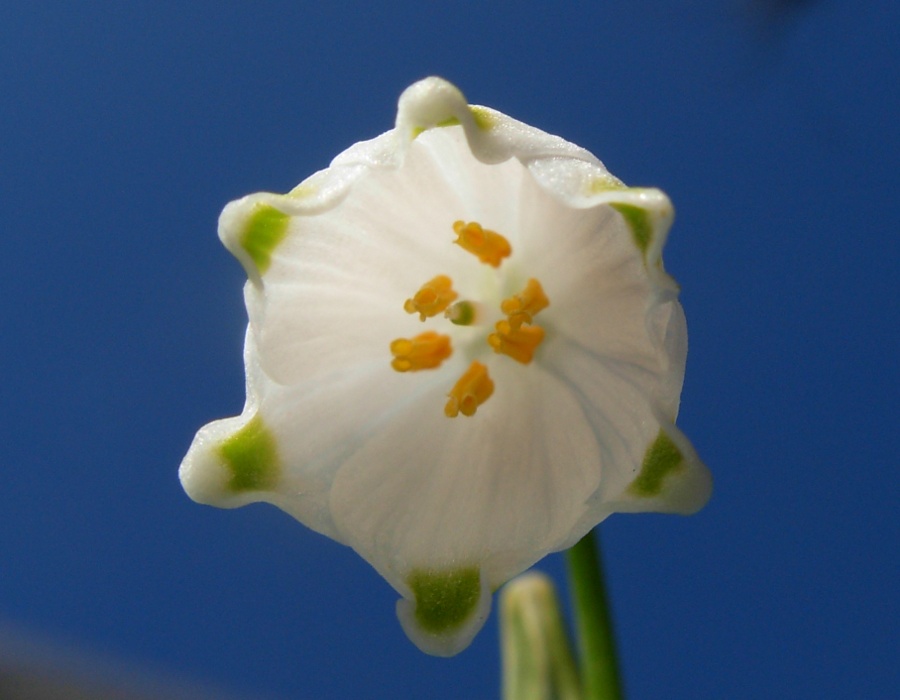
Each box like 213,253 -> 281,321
500,278 -> 550,329
445,361 -> 494,418
390,331 -> 453,372
452,220 -> 512,268
488,320 -> 545,364
403,275 -> 458,321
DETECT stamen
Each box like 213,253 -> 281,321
488,320 -> 545,364
445,361 -> 494,418
445,300 -> 480,326
452,220 -> 512,268
391,332 -> 453,372
403,275 -> 459,321
501,278 -> 550,329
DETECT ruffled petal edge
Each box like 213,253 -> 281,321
217,77 -> 681,301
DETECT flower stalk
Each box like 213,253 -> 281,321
566,529 -> 623,700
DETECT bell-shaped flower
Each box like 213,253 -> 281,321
179,77 -> 711,656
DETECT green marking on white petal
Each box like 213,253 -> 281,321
412,116 -> 462,139
408,567 -> 482,635
470,106 -> 494,130
610,202 -> 652,257
218,414 -> 280,493
240,204 -> 290,275
436,116 -> 462,128
287,183 -> 315,198
629,429 -> 685,498
588,175 -> 626,193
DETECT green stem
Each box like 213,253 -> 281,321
565,529 -> 624,700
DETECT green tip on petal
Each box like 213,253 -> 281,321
412,116 -> 463,139
287,183 -> 316,199
408,567 -> 482,635
436,116 -> 462,128
588,175 -> 626,193
470,106 -> 494,130
610,202 -> 653,257
629,429 -> 684,498
240,204 -> 290,275
396,565 -> 490,656
218,415 -> 280,493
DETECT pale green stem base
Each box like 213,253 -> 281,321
565,529 -> 624,700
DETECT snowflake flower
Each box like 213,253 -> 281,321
179,77 -> 711,656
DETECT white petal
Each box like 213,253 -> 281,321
542,331 -> 710,523
600,418 -> 712,518
182,331 -> 482,542
327,359 -> 602,652
395,77 -> 603,167
179,331 -> 342,539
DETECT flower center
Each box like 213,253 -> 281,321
390,220 -> 550,418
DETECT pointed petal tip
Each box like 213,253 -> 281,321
179,412 -> 281,508
618,424 -> 712,516
396,77 -> 469,131
218,196 -> 293,284
395,566 -> 492,657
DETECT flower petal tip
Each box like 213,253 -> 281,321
395,566 -> 492,657
396,77 -> 474,143
622,426 -> 712,515
218,196 -> 292,283
179,413 -> 281,507
607,192 -> 674,261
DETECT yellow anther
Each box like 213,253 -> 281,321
488,319 -> 545,364
452,220 -> 512,268
403,275 -> 458,321
391,332 -> 453,372
500,278 -> 550,329
445,361 -> 494,418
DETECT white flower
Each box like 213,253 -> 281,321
179,77 -> 712,656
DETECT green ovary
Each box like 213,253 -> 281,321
241,204 -> 290,275
218,415 -> 280,492
629,429 -> 684,497
408,567 -> 482,634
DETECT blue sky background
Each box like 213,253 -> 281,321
2,1 -> 898,698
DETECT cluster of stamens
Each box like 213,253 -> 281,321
390,220 -> 549,418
